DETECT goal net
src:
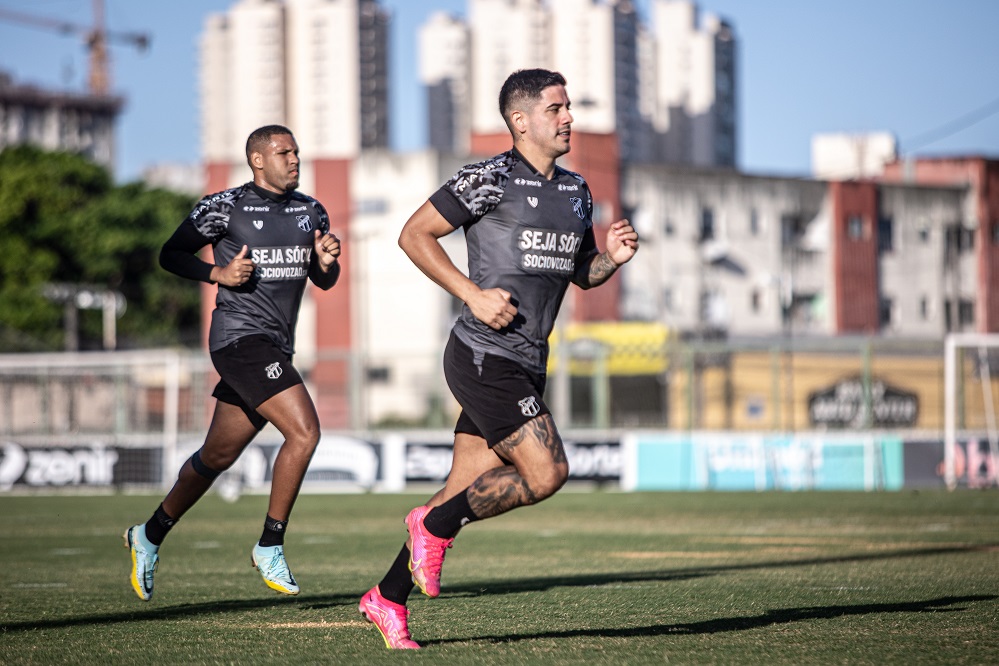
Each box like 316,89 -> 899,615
0,349 -> 214,491
944,333 -> 999,489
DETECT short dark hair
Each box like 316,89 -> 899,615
245,124 -> 294,165
498,69 -> 567,133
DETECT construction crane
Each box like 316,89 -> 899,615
0,0 -> 149,95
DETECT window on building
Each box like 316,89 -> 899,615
959,299 -> 975,326
848,215 -> 864,240
750,289 -> 761,313
945,225 -> 975,255
781,214 -> 803,246
920,297 -> 929,320
919,226 -> 931,243
664,219 -> 675,237
879,297 -> 893,328
945,299 -> 976,330
878,216 -> 894,253
699,207 -> 715,242
749,209 -> 759,236
663,287 -> 674,312
366,366 -> 390,383
354,199 -> 388,215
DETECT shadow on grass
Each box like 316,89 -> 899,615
428,595 -> 998,645
1,543 -> 994,634
0,593 -> 357,633
442,542 -> 999,598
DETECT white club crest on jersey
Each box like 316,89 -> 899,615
518,396 -> 540,417
265,362 -> 283,380
297,215 -> 313,232
253,220 -> 264,230
527,196 -> 539,208
570,197 -> 585,219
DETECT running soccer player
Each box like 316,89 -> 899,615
124,125 -> 341,601
358,69 -> 639,649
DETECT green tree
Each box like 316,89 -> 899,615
0,146 -> 202,351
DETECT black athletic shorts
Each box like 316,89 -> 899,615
210,334 -> 304,430
443,330 -> 550,447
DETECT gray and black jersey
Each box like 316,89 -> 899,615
430,148 -> 599,375
160,182 -> 335,356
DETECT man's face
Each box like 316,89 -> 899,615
522,84 -> 574,159
254,133 -> 300,193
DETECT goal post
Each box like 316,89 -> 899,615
944,333 -> 999,490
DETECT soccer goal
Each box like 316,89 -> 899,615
944,333 -> 999,490
0,349 -> 214,491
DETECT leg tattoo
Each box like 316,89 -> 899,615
467,416 -> 567,518
467,466 -> 537,518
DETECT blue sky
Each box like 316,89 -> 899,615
2,0 -> 998,183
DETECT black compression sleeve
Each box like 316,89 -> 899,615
309,258 -> 340,291
159,224 -> 216,283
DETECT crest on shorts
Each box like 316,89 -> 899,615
518,396 -> 540,417
569,197 -> 585,220
265,362 -> 283,380
297,215 -> 313,232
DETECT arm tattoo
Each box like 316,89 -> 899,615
583,253 -> 618,288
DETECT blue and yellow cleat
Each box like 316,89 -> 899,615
123,524 -> 159,601
251,544 -> 299,595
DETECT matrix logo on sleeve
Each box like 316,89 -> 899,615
251,246 -> 312,280
517,227 -> 581,275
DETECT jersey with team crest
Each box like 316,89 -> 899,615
184,182 -> 330,355
429,148 -> 599,375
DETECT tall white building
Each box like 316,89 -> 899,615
417,0 -> 736,167
651,0 -> 736,167
199,0 -> 389,167
468,0 -> 552,136
419,12 -> 471,154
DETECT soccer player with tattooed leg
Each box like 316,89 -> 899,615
124,125 -> 341,601
358,69 -> 638,649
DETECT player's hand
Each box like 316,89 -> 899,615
214,245 -> 256,286
314,229 -> 341,270
605,219 -> 639,267
468,288 -> 518,331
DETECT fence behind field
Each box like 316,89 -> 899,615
1,335 -> 997,491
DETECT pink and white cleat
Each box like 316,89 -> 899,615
406,505 -> 453,598
358,586 -> 420,649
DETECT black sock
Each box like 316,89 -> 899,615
144,504 -> 175,546
258,515 -> 287,547
378,545 -> 415,605
424,490 -> 479,538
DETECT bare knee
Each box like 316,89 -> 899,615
197,448 -> 239,472
280,419 -> 320,457
524,461 -> 569,502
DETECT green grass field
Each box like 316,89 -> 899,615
1,490 -> 997,664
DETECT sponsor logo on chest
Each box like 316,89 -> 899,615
250,245 -> 313,281
516,228 -> 581,275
